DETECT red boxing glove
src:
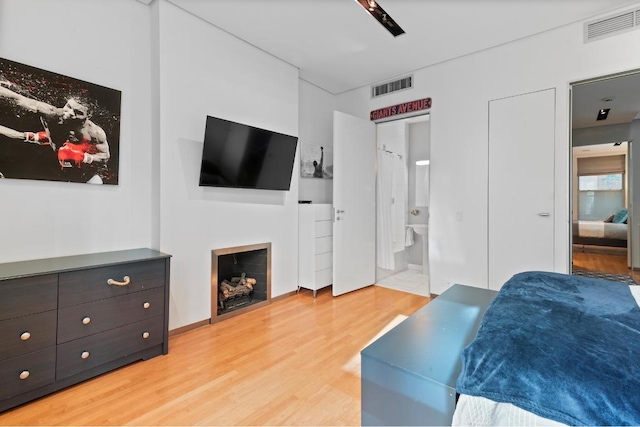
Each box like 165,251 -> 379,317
24,131 -> 50,145
58,143 -> 86,166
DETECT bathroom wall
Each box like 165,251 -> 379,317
407,119 -> 431,266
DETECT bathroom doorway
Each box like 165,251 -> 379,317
374,114 -> 431,296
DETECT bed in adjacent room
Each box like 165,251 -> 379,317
453,270 -> 640,426
572,220 -> 628,247
572,208 -> 628,248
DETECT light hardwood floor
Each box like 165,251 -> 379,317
0,286 -> 429,426
573,247 -> 640,282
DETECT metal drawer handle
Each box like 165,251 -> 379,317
82,317 -> 91,325
81,351 -> 90,360
20,332 -> 31,341
107,276 -> 131,286
142,331 -> 150,339
143,302 -> 150,309
19,370 -> 30,380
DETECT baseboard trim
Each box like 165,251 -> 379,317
168,291 -> 297,336
169,319 -> 210,337
272,290 -> 298,302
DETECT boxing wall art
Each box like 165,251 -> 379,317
0,57 -> 121,185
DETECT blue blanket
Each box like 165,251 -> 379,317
456,271 -> 640,426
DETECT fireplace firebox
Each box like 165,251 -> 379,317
211,242 -> 271,323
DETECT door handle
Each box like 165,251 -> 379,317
538,212 -> 550,217
337,209 -> 345,214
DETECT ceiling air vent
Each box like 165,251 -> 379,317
371,75 -> 413,98
584,8 -> 639,42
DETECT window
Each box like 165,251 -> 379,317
578,173 -> 624,220
578,174 -> 622,191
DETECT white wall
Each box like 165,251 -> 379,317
0,0 -> 154,262
573,123 -> 631,147
156,1 -> 300,330
338,2 -> 640,294
5,0 -> 640,330
298,80 -> 336,203
408,120 -> 430,225
0,0 -> 302,332
407,121 -> 430,266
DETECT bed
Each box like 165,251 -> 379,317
572,219 -> 628,247
453,271 -> 640,426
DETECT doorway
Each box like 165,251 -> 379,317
570,70 -> 640,282
374,114 -> 431,297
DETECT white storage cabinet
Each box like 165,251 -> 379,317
298,204 -> 333,297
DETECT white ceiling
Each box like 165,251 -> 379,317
161,0 -> 640,129
572,72 -> 640,129
168,0 -> 638,95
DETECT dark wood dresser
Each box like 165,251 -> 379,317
0,248 -> 171,412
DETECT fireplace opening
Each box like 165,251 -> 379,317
211,242 -> 271,323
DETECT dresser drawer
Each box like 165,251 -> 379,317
0,311 -> 57,360
0,275 -> 58,321
315,220 -> 333,238
315,205 -> 333,221
316,252 -> 333,271
315,236 -> 333,255
56,316 -> 164,380
315,268 -> 332,287
57,287 -> 165,344
59,259 -> 166,308
0,347 -> 56,401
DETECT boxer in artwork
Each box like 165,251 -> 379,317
0,82 -> 110,184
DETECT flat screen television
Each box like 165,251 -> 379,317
198,115 -> 298,191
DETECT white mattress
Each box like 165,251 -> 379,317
577,220 -> 605,238
574,220 -> 628,240
452,395 -> 567,426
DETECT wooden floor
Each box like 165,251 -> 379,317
0,286 -> 429,426
573,246 -> 640,282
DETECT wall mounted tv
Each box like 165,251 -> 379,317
199,115 -> 298,191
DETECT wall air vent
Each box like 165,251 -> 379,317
584,8 -> 640,42
371,75 -> 413,98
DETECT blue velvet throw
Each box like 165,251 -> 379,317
456,271 -> 640,426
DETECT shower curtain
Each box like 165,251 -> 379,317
376,150 -> 395,270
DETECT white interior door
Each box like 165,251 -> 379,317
488,89 -> 556,290
333,111 -> 376,296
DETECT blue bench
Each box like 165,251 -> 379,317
361,284 -> 497,425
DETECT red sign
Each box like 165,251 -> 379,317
370,98 -> 432,121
